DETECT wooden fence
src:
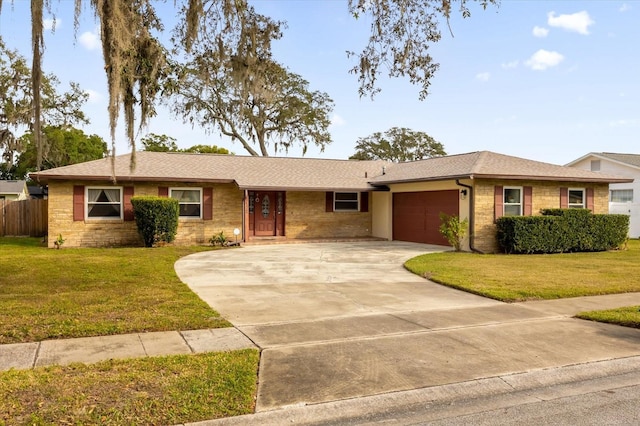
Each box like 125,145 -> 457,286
0,199 -> 48,237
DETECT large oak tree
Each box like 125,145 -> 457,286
350,127 -> 446,162
3,0 -> 497,166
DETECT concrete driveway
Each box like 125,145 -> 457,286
175,241 -> 640,412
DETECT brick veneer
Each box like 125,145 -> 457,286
47,181 -> 243,248
473,179 -> 610,253
284,191 -> 371,239
47,182 -> 372,247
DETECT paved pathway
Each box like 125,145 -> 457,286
0,328 -> 255,371
175,241 -> 640,412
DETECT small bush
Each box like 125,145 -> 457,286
497,209 -> 629,254
131,196 -> 179,247
439,213 -> 468,251
209,231 -> 228,247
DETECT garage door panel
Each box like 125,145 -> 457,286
393,190 -> 459,246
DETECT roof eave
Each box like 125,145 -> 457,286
31,174 -> 237,185
370,174 -> 473,185
237,185 -> 378,192
473,174 -> 633,183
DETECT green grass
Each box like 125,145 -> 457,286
576,306 -> 640,329
0,350 -> 259,425
0,237 -> 230,344
404,239 -> 640,302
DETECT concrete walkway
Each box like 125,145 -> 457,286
0,328 -> 256,371
174,242 -> 640,412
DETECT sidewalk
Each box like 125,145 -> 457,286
0,327 -> 257,371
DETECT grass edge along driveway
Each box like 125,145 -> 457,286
404,239 -> 640,328
0,237 -> 230,344
0,237 -> 259,424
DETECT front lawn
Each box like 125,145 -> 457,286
0,237 -> 230,344
0,350 -> 259,425
576,306 -> 640,329
404,239 -> 640,302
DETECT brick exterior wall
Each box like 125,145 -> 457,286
284,191 -> 372,239
47,181 -> 243,248
48,182 -> 372,247
473,179 -> 610,253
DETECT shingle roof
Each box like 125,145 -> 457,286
369,151 -> 631,184
31,150 -> 631,189
0,180 -> 27,195
591,153 -> 640,169
32,151 -> 390,191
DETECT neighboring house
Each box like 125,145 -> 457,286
28,185 -> 48,200
31,150 -> 630,252
0,180 -> 29,202
567,152 -> 640,237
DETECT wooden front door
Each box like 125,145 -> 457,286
254,191 -> 276,236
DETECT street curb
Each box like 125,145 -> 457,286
183,356 -> 640,425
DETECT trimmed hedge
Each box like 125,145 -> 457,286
496,209 -> 629,254
131,196 -> 179,247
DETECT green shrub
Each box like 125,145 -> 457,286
439,213 -> 468,251
209,231 -> 228,247
131,196 -> 179,247
497,209 -> 629,254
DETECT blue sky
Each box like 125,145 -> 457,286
0,1 -> 638,165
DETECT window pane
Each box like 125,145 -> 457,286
335,192 -> 358,201
504,205 -> 521,216
569,190 -> 584,205
179,204 -> 201,217
335,201 -> 358,211
88,204 -> 121,217
504,188 -> 521,204
611,189 -> 633,203
171,189 -> 199,202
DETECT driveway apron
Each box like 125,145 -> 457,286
175,241 -> 640,412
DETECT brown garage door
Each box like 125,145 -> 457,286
393,190 -> 459,246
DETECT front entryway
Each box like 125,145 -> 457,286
248,191 -> 285,237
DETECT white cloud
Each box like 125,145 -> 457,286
547,11 -> 594,35
43,18 -> 59,31
501,60 -> 519,69
79,30 -> 100,51
619,3 -> 631,12
330,113 -> 346,127
532,26 -> 549,38
609,118 -> 638,127
85,89 -> 103,104
475,72 -> 490,82
525,49 -> 564,71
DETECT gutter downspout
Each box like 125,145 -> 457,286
455,179 -> 483,253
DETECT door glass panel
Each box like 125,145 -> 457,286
262,195 -> 270,218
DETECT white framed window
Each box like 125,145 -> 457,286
170,187 -> 202,218
568,188 -> 585,208
610,189 -> 633,203
590,160 -> 601,172
503,187 -> 522,216
86,187 -> 123,219
334,192 -> 359,212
